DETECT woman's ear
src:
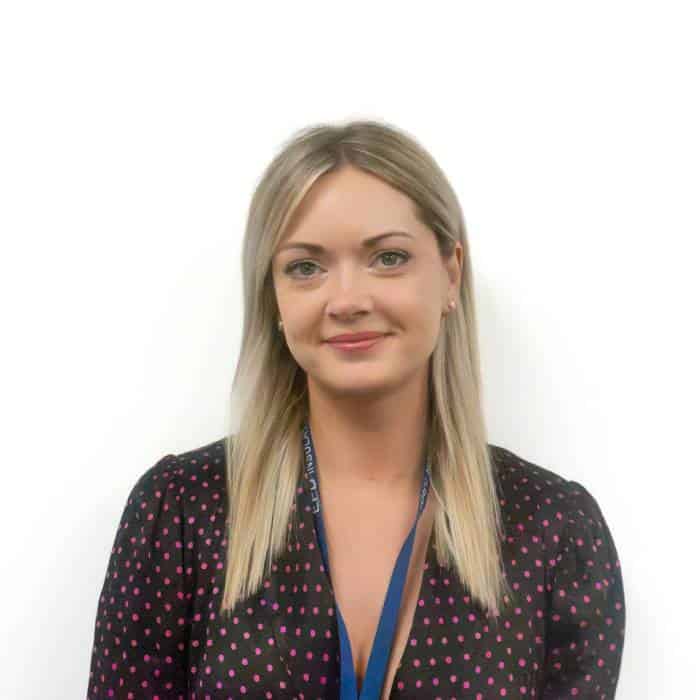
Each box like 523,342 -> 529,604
445,241 -> 463,298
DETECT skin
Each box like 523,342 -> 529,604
271,164 -> 463,500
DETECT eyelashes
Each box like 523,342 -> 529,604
284,250 -> 411,279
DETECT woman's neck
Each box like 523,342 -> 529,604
306,379 -> 430,495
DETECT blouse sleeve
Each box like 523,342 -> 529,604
86,454 -> 190,699
542,481 -> 626,699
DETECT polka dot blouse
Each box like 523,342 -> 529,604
87,438 -> 626,698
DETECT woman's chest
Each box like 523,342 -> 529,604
185,498 -> 550,698
187,560 -> 547,699
323,510 -> 433,700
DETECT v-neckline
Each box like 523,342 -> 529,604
260,465 -> 438,700
310,477 -> 437,699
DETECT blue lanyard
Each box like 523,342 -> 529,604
301,422 -> 431,700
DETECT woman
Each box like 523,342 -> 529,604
87,120 -> 626,699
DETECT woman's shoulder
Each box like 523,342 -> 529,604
127,436 -> 230,522
488,443 -> 570,493
487,442 -> 610,532
487,445 -> 625,693
89,437 -> 229,696
168,435 -> 229,484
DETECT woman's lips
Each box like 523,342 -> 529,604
325,334 -> 388,351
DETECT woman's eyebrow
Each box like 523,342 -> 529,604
277,230 -> 414,254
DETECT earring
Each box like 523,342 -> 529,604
442,299 -> 456,317
277,318 -> 283,331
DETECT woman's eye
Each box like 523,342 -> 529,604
284,251 -> 410,279
285,261 -> 319,277
377,251 -> 410,268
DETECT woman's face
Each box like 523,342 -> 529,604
271,165 -> 462,400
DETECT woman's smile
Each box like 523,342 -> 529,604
324,333 -> 390,352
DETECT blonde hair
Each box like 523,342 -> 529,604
221,119 -> 512,618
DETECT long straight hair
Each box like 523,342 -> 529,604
220,119 -> 512,618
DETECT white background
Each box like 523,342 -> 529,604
1,2 -> 698,698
